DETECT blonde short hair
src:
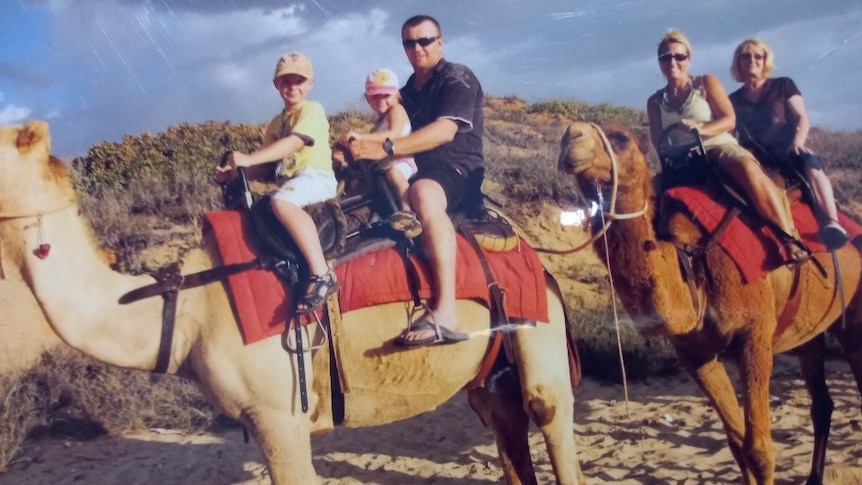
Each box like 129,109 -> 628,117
730,38 -> 775,82
657,29 -> 692,58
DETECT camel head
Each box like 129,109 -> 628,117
557,121 -> 650,195
558,121 -> 653,205
0,121 -> 75,212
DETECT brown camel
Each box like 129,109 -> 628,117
557,121 -> 862,485
0,121 -> 585,485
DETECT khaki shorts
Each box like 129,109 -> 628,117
705,143 -> 757,165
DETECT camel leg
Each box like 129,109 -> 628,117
735,329 -> 776,485
241,406 -> 317,485
796,335 -> 832,485
468,368 -> 537,485
677,350 -> 753,483
194,335 -> 319,485
511,323 -> 584,485
831,313 -> 862,415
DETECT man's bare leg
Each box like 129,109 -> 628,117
399,178 -> 459,342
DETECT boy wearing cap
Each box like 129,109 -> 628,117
342,68 -> 421,238
215,52 -> 339,314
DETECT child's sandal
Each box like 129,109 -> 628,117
296,269 -> 340,314
389,211 -> 423,239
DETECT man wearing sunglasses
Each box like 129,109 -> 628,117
350,14 -> 484,347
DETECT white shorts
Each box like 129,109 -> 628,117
389,158 -> 418,180
270,167 -> 337,207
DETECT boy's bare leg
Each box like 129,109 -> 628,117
271,198 -> 328,275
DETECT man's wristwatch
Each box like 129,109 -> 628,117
382,138 -> 395,157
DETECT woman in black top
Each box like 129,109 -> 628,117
729,38 -> 848,250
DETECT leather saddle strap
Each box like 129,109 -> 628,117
325,293 -> 346,425
705,205 -> 741,248
120,259 -> 265,374
775,264 -> 804,339
150,263 -> 184,374
394,240 -> 423,308
155,289 -> 178,374
459,224 -> 512,368
291,312 -> 309,413
674,246 -> 706,326
119,259 -> 263,304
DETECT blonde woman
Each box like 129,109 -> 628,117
729,38 -> 847,249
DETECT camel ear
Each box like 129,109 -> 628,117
16,120 -> 50,154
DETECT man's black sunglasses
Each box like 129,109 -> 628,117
402,36 -> 438,49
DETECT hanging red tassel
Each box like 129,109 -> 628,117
34,213 -> 51,259
36,243 -> 52,259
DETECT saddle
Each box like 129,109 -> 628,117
656,125 -> 812,249
222,158 -> 519,279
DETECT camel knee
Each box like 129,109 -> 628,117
524,385 -> 559,427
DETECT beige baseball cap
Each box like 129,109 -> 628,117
273,52 -> 313,81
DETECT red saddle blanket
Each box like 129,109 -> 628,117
203,211 -> 549,345
665,186 -> 862,283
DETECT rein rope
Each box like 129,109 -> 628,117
534,123 -> 634,414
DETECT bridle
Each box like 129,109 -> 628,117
0,202 -> 75,278
534,123 -> 648,255
0,203 -> 75,220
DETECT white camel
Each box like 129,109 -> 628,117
0,121 -> 585,485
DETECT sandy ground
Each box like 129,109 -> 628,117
2,354 -> 860,485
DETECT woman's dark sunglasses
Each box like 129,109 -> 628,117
739,52 -> 765,61
658,53 -> 688,63
402,36 -> 438,49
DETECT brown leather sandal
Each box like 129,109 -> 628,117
389,211 -> 423,239
296,269 -> 340,314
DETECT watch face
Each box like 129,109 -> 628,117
383,138 -> 394,155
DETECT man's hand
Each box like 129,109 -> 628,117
349,138 -> 387,161
331,144 -> 351,171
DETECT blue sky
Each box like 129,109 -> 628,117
2,0 -> 860,158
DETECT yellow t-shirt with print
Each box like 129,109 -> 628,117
263,100 -> 333,178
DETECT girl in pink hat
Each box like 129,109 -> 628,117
343,68 -> 421,238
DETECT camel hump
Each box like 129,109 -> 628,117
15,120 -> 51,154
18,120 -> 50,150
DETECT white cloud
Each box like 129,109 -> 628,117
16,0 -> 862,158
0,104 -> 32,124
